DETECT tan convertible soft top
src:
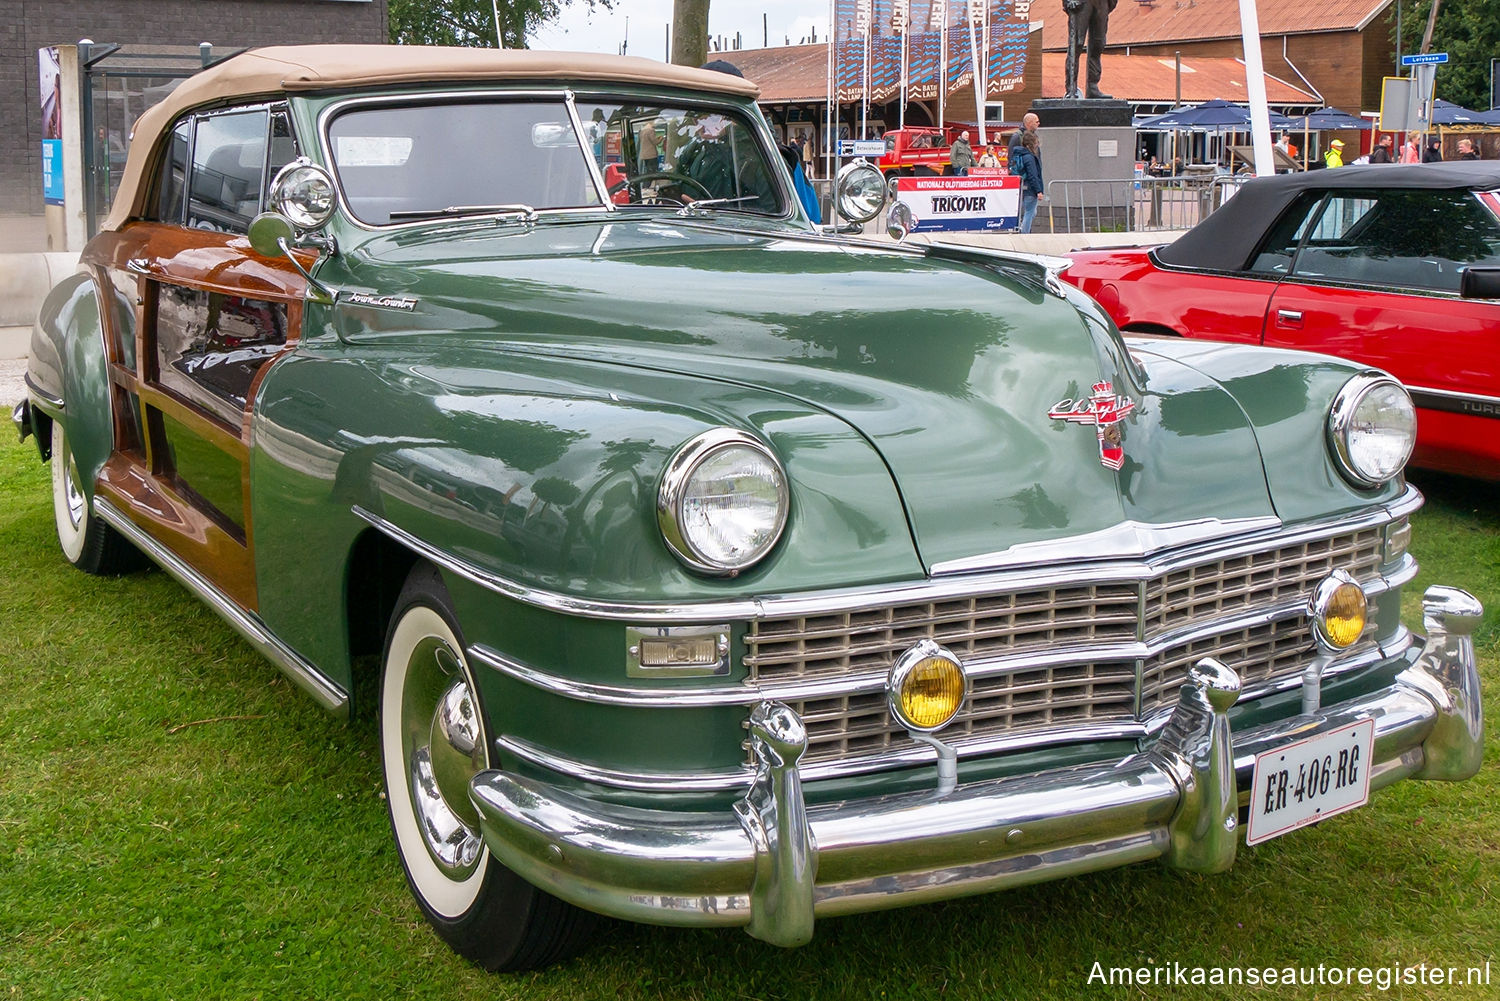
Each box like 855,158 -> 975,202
102,45 -> 762,231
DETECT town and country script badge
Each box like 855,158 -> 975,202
1047,381 -> 1136,470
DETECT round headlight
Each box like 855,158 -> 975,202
888,640 -> 968,732
658,429 -> 788,575
835,160 -> 886,224
269,159 -> 337,230
1328,373 -> 1416,488
1310,570 -> 1367,650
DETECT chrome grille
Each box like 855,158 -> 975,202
745,527 -> 1387,767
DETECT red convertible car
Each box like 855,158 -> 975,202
1065,163 -> 1500,479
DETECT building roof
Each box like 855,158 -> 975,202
724,44 -> 830,103
106,44 -> 761,230
1041,52 -> 1316,104
1035,0 -> 1393,49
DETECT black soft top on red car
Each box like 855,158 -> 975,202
1156,161 -> 1500,271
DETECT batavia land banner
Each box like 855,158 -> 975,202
832,0 -> 1029,104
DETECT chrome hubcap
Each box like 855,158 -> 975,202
402,637 -> 485,879
63,451 -> 85,529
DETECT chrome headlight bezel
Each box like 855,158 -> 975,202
657,428 -> 789,576
1327,372 -> 1416,489
268,157 -> 337,230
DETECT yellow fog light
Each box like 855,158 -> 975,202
888,640 -> 968,732
1310,571 -> 1367,650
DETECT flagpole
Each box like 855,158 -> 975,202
897,0 -> 909,129
937,0 -> 947,129
968,0 -> 985,146
493,0 -> 504,47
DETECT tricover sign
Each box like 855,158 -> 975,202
892,173 -> 1019,232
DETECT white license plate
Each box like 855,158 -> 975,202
1246,719 -> 1375,847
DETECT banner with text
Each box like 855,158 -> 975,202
832,0 -> 1029,104
39,47 -> 63,205
895,173 -> 1018,232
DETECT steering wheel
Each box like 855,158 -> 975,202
608,170 -> 714,206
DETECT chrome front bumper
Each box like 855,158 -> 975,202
469,587 -> 1484,947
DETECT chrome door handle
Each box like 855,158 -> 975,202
1276,309 -> 1302,325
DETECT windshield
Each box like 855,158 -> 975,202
326,96 -> 786,225
328,99 -> 604,225
577,100 -> 785,215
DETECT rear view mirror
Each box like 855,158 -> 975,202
1459,266 -> 1500,300
248,212 -> 295,258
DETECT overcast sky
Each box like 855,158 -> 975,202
528,1 -> 832,59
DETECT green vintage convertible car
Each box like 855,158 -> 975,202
13,46 -> 1485,971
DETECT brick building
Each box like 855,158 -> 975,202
3,0 -> 388,217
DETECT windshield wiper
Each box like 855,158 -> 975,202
387,203 -> 538,223
676,196 -> 761,217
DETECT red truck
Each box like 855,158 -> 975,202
876,125 -> 1009,177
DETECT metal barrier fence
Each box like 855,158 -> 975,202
1040,174 -> 1255,235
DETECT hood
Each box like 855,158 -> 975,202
321,219 -> 1277,572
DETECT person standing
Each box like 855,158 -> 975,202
949,130 -> 974,176
1062,0 -> 1120,99
1424,139 -> 1444,162
1369,135 -> 1394,163
1323,139 -> 1345,168
1400,135 -> 1421,163
1013,129 -> 1045,234
1009,112 -> 1039,160
1457,138 -> 1481,160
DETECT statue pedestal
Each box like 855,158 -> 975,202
1026,99 -> 1136,234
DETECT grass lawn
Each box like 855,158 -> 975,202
1,434 -> 1495,1000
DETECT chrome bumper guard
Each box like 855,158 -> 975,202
469,587 -> 1483,947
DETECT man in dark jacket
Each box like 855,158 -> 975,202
949,131 -> 974,175
1369,135 -> 1394,163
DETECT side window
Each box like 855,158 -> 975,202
154,284 -> 288,426
1247,192 -> 1326,274
187,109 -> 269,233
154,120 -> 191,223
1290,190 -> 1500,292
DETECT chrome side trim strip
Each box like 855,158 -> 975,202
497,734 -> 754,792
470,643 -> 759,707
1407,385 -> 1500,420
96,498 -> 348,714
23,373 -> 65,410
351,505 -> 759,622
468,566 -> 1412,712
354,487 -> 1420,624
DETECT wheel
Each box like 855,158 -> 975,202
607,169 -> 714,206
50,420 -> 141,575
380,564 -> 596,971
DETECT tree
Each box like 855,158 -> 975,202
1394,0 -> 1500,111
390,0 -> 609,49
670,0 -> 710,67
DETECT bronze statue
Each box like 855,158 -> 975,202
1063,0 -> 1119,100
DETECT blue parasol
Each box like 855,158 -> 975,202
1292,107 -> 1372,131
1429,99 -> 1487,125
1137,99 -> 1294,130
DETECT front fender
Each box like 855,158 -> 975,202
29,273 -> 114,492
1128,337 -> 1408,521
249,343 -> 924,692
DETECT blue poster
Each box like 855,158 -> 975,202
40,47 -> 64,206
42,139 -> 63,205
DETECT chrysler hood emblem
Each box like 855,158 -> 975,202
1047,381 -> 1136,470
